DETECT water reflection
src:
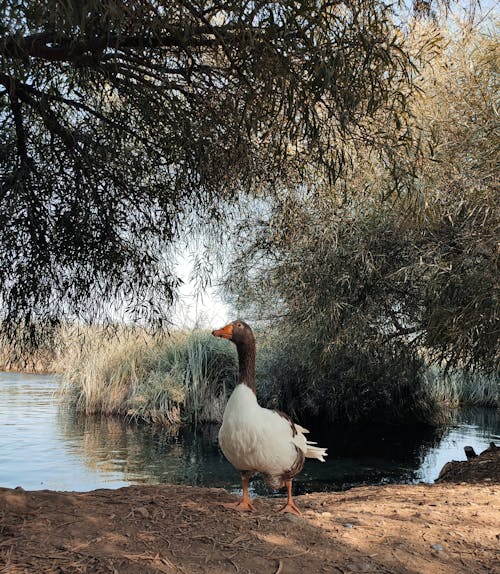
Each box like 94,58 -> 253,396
56,399 -> 500,495
0,373 -> 498,493
57,412 -> 234,489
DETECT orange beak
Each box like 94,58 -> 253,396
212,323 -> 233,340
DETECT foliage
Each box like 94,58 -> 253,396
0,0 -> 413,345
253,328 -> 438,424
4,319 -> 496,426
224,21 -> 499,421
406,22 -> 499,370
60,327 -> 237,424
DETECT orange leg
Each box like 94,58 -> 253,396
277,480 -> 301,515
222,475 -> 256,512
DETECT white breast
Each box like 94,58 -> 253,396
218,384 -> 302,476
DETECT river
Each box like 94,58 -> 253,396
0,372 -> 498,494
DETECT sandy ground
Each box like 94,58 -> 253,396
1,479 -> 499,574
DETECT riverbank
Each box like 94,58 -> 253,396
1,482 -> 498,574
2,323 -> 498,427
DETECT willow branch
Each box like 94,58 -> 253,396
0,25 -> 257,63
9,91 -> 29,166
0,71 -> 162,150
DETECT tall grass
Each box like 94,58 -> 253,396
59,328 -> 237,424
1,322 -> 496,425
0,328 -> 63,373
423,367 -> 499,409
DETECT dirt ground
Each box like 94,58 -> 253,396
1,476 -> 499,574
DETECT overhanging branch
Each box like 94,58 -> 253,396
0,25 -> 252,63
8,89 -> 29,166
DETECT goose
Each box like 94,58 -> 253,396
212,320 -> 327,515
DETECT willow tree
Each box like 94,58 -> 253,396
224,17 -> 499,410
0,0 -> 413,346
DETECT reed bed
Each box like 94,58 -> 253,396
59,327 -> 237,424
1,323 -> 497,425
423,367 -> 499,409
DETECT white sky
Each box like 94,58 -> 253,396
171,257 -> 231,330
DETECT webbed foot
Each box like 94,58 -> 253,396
276,500 -> 301,515
222,499 -> 257,512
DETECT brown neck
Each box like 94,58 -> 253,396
236,340 -> 256,394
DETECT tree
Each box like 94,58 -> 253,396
0,0 -> 411,345
224,20 -> 499,394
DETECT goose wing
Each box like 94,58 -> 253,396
272,409 -> 327,462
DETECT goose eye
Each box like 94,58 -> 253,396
236,322 -> 242,328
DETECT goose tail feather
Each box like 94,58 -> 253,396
305,443 -> 327,462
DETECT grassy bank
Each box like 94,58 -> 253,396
57,327 -> 500,424
0,335 -> 61,374
59,327 -> 237,424
2,325 -> 497,424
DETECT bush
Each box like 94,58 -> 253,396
254,329 -> 438,425
224,21 -> 499,423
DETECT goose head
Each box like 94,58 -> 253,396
212,320 -> 255,348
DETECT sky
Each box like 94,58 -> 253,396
171,255 -> 231,330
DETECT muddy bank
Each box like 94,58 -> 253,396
436,445 -> 500,484
1,482 -> 499,574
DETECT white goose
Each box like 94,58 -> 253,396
212,320 -> 327,515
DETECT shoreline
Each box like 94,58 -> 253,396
1,482 -> 498,573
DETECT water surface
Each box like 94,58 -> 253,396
0,372 -> 498,494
